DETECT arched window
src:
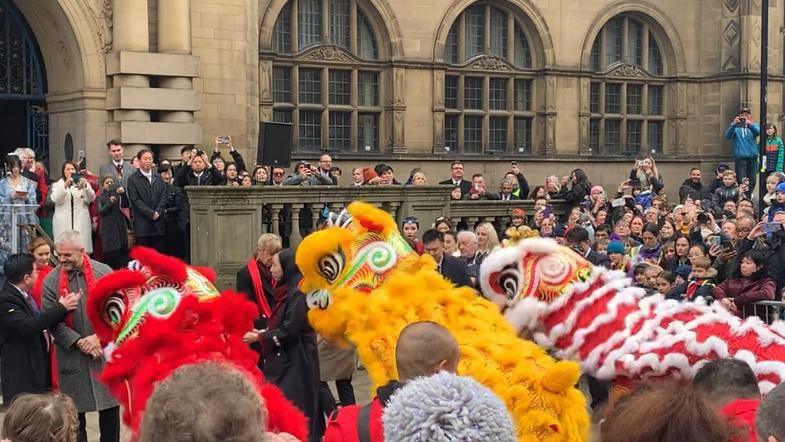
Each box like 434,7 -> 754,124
588,14 -> 666,156
442,2 -> 536,155
270,0 -> 384,152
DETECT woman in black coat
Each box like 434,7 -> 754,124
560,168 -> 592,208
96,176 -> 129,269
260,249 -> 323,441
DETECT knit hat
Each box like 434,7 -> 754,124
674,265 -> 692,280
510,208 -> 526,218
776,182 -> 785,194
591,185 -> 604,195
717,163 -> 730,173
607,240 -> 625,255
382,372 -> 516,442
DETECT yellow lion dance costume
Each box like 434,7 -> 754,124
296,202 -> 589,441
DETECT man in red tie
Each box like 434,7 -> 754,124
98,139 -> 136,186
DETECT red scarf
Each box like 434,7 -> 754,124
246,258 -> 272,319
31,263 -> 53,307
268,282 -> 290,330
58,255 -> 94,328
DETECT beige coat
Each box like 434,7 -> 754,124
50,179 -> 95,253
318,337 -> 357,381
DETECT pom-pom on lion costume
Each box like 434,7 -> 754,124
295,202 -> 589,441
480,236 -> 785,394
86,247 -> 308,440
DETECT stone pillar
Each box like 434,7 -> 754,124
158,0 -> 194,157
112,0 -> 150,124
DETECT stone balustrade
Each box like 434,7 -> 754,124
186,185 -> 566,288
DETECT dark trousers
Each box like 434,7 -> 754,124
134,235 -> 165,254
319,379 -> 356,418
735,157 -> 759,198
77,407 -> 120,442
103,249 -> 129,270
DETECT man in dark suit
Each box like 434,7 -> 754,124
438,160 -> 472,198
486,178 -> 521,201
98,140 -> 136,186
422,229 -> 471,288
565,226 -> 611,268
0,254 -> 79,404
127,149 -> 167,252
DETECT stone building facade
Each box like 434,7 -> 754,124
2,0 -> 785,194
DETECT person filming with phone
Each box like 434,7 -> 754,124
0,154 -> 39,274
724,107 -> 761,197
629,156 -> 664,195
50,161 -> 95,255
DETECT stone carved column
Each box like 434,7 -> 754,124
578,78 -> 591,156
386,67 -> 406,154
432,69 -> 446,154
538,75 -> 557,155
112,0 -> 150,124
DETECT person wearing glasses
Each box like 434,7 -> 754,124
439,161 -> 471,198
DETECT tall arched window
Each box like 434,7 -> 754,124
270,0 -> 384,152
588,14 -> 666,156
442,2 -> 536,155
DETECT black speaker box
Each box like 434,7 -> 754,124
258,122 -> 293,168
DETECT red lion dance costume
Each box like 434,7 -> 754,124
86,247 -> 308,440
480,236 -> 785,394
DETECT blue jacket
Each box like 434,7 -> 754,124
724,122 -> 761,159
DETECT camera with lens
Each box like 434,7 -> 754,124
195,149 -> 205,157
696,212 -> 710,224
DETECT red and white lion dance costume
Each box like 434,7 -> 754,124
480,236 -> 785,393
86,247 -> 308,440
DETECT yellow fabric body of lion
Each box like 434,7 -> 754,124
296,202 -> 589,441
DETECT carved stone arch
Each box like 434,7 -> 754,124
579,0 -> 686,75
432,0 -> 555,67
259,0 -> 404,59
13,0 -> 107,92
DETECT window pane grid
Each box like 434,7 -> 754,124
627,20 -> 643,66
273,67 -> 291,103
444,115 -> 459,151
605,84 -> 621,113
445,25 -> 459,64
445,75 -> 459,109
489,116 -> 507,151
590,82 -> 600,113
328,111 -> 351,150
329,0 -> 350,49
357,10 -> 378,60
299,110 -> 322,151
298,68 -> 322,104
604,18 -> 623,67
648,37 -> 663,75
649,85 -> 663,115
514,117 -> 532,153
626,120 -> 642,154
328,70 -> 350,105
603,120 -> 621,155
589,119 -> 600,151
465,6 -> 484,58
298,0 -> 322,49
464,77 -> 483,109
273,110 -> 292,123
490,8 -> 508,58
273,2 -> 291,53
626,84 -> 642,115
514,79 -> 531,111
358,71 -> 378,107
358,113 -> 379,152
489,78 -> 507,110
464,116 -> 483,153
648,121 -> 663,153
514,24 -> 531,68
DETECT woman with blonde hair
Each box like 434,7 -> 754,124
545,175 -> 561,199
475,222 -> 499,258
629,156 -> 664,195
2,393 -> 78,442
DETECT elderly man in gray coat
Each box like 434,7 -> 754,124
42,230 -> 119,442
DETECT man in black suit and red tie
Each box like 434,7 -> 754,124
0,254 -> 79,404
439,160 -> 472,198
422,229 -> 471,288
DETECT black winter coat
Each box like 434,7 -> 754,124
97,192 -> 129,253
0,282 -> 68,403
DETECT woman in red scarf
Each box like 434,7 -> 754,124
28,237 -> 57,390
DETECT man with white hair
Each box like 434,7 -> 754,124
12,147 -> 43,203
456,230 -> 482,284
41,231 -> 118,442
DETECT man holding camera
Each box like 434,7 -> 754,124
284,161 -> 333,186
724,107 -> 760,197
